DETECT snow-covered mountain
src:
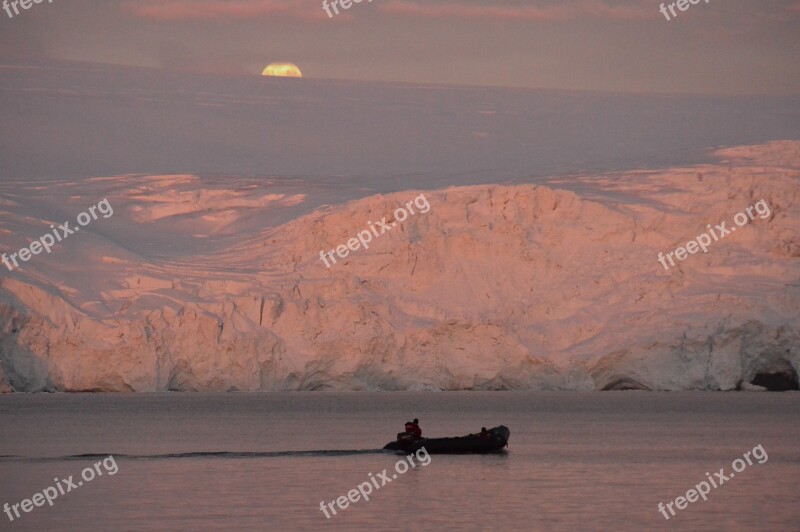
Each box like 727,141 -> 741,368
1,141 -> 798,392
1,62 -> 798,392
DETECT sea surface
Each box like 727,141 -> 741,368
1,392 -> 798,531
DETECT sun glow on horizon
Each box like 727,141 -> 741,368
262,63 -> 303,78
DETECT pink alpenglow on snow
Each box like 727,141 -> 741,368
2,198 -> 114,273
319,193 -> 430,268
657,199 -> 771,271
0,142 -> 798,393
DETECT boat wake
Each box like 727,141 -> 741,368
0,450 -> 389,462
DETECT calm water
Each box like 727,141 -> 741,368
0,392 -> 798,531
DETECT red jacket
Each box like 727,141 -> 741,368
405,423 -> 422,438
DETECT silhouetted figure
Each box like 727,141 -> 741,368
405,418 -> 422,438
479,427 -> 490,438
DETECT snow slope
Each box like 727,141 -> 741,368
1,61 -> 799,392
1,141 -> 798,392
3,59 -> 800,183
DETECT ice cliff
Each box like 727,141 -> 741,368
1,142 -> 798,392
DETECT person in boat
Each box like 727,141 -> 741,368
404,418 -> 422,438
479,427 -> 490,438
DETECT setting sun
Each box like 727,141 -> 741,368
261,63 -> 303,78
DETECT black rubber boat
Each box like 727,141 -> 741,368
383,425 -> 510,454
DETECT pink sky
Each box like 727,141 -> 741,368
1,0 -> 798,93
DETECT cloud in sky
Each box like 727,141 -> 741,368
120,0 -> 327,22
379,1 -> 652,22
120,0 -> 656,22
119,0 -> 800,25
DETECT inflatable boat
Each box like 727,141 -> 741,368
383,425 -> 510,454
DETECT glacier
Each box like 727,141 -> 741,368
1,141 -> 798,392
1,61 -> 799,392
